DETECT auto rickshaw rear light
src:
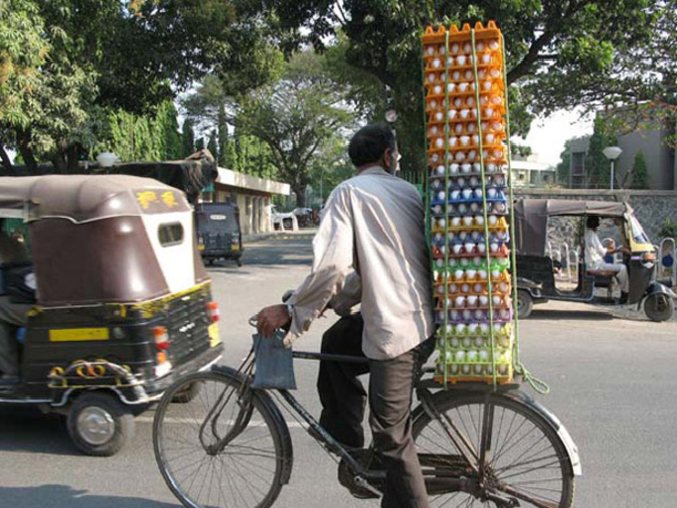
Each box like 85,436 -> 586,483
153,326 -> 170,350
206,301 -> 220,322
157,351 -> 167,363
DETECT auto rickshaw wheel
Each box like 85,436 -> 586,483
644,293 -> 674,322
517,289 -> 533,319
67,391 -> 134,456
171,381 -> 202,403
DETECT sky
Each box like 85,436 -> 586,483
517,109 -> 594,167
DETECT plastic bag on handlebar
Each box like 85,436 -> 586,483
251,331 -> 297,390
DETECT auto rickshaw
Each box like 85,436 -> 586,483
0,175 -> 223,455
515,199 -> 675,322
195,202 -> 243,266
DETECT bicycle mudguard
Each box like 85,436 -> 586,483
210,364 -> 295,485
502,390 -> 583,477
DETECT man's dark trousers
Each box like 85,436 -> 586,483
318,313 -> 430,508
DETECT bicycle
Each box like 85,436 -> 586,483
153,319 -> 581,508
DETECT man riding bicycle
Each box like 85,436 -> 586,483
257,123 -> 434,508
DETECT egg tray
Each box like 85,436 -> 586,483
432,256 -> 510,271
429,204 -> 509,218
429,194 -> 507,207
431,245 -> 510,260
429,222 -> 509,234
434,366 -> 513,385
435,308 -> 514,324
433,281 -> 512,298
430,235 -> 511,249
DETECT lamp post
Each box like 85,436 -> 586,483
602,146 -> 622,190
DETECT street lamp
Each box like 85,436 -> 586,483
602,146 -> 622,190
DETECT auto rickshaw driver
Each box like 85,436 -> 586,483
0,220 -> 35,385
584,216 -> 630,303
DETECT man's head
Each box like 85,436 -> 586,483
586,216 -> 600,230
348,124 -> 399,173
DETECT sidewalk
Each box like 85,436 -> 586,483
242,228 -> 318,244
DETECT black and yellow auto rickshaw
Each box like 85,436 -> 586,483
515,199 -> 675,322
0,175 -> 223,455
195,202 -> 243,266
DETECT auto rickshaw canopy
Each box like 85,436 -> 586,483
0,174 -> 191,222
0,175 -> 207,306
514,199 -> 632,257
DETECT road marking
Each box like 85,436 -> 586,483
137,415 -> 305,428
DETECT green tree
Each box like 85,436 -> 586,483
195,137 -> 205,152
1,0 -> 295,172
237,52 -> 354,206
271,0 -> 658,173
585,117 -> 611,188
629,150 -> 650,189
555,139 -> 574,187
181,120 -> 195,157
207,130 -> 219,163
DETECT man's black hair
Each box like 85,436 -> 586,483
586,216 -> 600,229
348,124 -> 395,167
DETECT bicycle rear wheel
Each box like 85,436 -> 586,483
153,370 -> 289,508
413,392 -> 574,508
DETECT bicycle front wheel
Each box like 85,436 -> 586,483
153,370 -> 289,508
413,392 -> 574,508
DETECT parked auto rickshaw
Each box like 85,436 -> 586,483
0,175 -> 223,455
195,202 -> 243,266
515,199 -> 675,322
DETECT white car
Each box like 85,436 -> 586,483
271,206 -> 297,231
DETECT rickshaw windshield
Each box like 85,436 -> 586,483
627,214 -> 650,244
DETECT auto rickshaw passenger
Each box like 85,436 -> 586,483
0,224 -> 35,385
585,216 -> 629,302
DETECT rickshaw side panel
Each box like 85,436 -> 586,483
30,217 -> 170,306
515,255 -> 557,295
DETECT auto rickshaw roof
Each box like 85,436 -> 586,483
0,175 -> 191,223
514,199 -> 633,256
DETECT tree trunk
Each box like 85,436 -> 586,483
66,144 -> 80,173
16,129 -> 38,174
293,183 -> 307,208
0,145 -> 13,175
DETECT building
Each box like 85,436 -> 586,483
566,118 -> 677,190
206,167 -> 290,235
511,155 -> 555,188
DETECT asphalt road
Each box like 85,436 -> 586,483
1,235 -> 676,508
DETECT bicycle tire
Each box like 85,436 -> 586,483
153,370 -> 290,508
412,392 -> 574,508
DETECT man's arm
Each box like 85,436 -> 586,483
257,186 -> 355,337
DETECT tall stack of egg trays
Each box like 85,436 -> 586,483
423,21 -> 516,386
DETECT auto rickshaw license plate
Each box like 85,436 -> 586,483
208,322 -> 221,347
198,244 -> 205,251
231,245 -> 240,251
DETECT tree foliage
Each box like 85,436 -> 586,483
0,0 -> 290,173
555,138 -> 573,187
269,0 -> 662,172
585,117 -> 612,188
236,52 -> 354,206
629,150 -> 650,190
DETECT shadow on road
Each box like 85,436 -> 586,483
0,485 -> 179,508
209,238 -> 314,270
529,309 -> 616,321
0,408 -> 77,456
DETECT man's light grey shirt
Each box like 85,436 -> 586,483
287,166 -> 434,360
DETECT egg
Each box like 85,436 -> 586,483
454,123 -> 464,134
461,163 -> 472,174
433,84 -> 443,95
485,107 -> 494,117
462,188 -> 473,199
477,243 -> 486,254
467,150 -> 477,161
432,58 -> 441,68
458,82 -> 469,93
456,55 -> 467,66
454,269 -> 464,281
487,187 -> 497,198
430,153 -> 440,163
486,133 -> 495,144
464,240 -> 474,250
475,337 -> 485,348
427,73 -> 437,83
489,40 -> 499,50
453,97 -> 463,108
462,364 -> 472,374
462,337 -> 472,348
452,244 -> 462,254
488,215 -> 498,226
460,135 -> 470,147
435,137 -> 445,149
463,42 -> 472,53
482,53 -> 491,64
467,350 -> 478,362
473,162 -> 482,172
437,191 -> 446,201
450,43 -> 460,54
435,111 -> 444,121
475,215 -> 485,226
467,269 -> 477,280
447,82 -> 456,93
467,295 -> 478,307
460,258 -> 469,267
466,97 -> 475,108
452,70 -> 461,81
455,151 -> 466,162
483,80 -> 492,91
462,309 -> 472,320
448,109 -> 457,120
474,364 -> 484,375
455,324 -> 466,336
474,188 -> 483,199
426,46 -> 435,56
464,70 -> 474,80
476,42 -> 486,52
431,179 -> 441,190
468,323 -> 478,334
461,283 -> 470,293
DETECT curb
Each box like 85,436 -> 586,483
243,229 -> 318,244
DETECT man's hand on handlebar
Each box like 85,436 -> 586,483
257,304 -> 291,338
